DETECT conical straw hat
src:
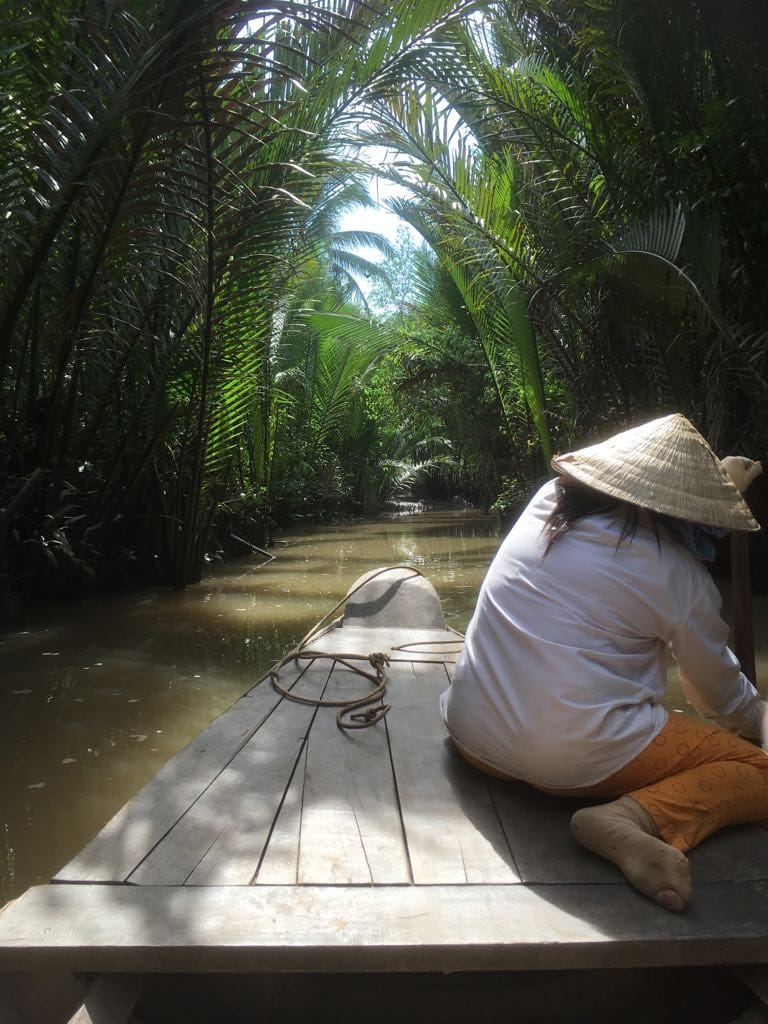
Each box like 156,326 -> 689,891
552,413 -> 760,532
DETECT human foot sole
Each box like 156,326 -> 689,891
571,797 -> 691,911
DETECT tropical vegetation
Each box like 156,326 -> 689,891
1,0 -> 767,608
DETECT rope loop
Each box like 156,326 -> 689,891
270,648 -> 391,731
262,565 -> 462,732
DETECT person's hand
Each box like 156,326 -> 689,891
711,698 -> 767,747
739,698 -> 768,749
721,456 -> 763,494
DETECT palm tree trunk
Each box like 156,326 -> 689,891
175,68 -> 217,588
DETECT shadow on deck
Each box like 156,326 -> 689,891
1,566 -> 767,1022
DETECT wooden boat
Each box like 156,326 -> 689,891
1,565 -> 768,1023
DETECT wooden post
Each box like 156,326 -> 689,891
731,531 -> 756,684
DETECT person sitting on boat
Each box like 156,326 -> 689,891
440,413 -> 767,913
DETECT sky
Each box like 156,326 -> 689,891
335,173 -> 423,305
338,173 -> 420,242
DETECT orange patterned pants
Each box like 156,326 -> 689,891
452,714 -> 768,852
545,713 -> 768,851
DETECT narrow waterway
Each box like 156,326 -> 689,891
0,510 -> 500,905
1,509 -> 766,908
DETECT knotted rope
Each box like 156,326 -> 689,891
270,649 -> 392,730
268,565 -> 461,731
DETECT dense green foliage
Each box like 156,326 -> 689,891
1,0 -> 767,606
361,0 -> 768,515
0,0 -> 476,603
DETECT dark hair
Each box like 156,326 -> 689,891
542,477 -> 661,554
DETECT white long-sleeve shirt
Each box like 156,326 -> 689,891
440,479 -> 763,788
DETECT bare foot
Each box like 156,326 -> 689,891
571,796 -> 691,911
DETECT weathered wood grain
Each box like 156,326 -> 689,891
253,748 -> 305,884
296,663 -> 409,885
488,777 -> 768,887
386,661 -> 520,884
3,881 -> 768,974
55,679 -> 284,883
18,574 -> 768,987
308,625 -> 461,662
488,780 -> 618,885
687,824 -> 768,883
129,662 -> 326,886
342,567 -> 446,629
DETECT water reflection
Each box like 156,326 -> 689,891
1,509 -> 766,906
0,511 -> 500,904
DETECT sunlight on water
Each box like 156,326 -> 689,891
0,511 -> 500,904
1,509 -> 766,906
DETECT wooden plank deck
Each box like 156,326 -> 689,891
3,879 -> 768,974
1,569 -> 768,982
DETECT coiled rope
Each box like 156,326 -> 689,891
268,565 -> 463,731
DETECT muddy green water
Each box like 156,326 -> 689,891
1,510 -> 766,907
0,511 -> 500,905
